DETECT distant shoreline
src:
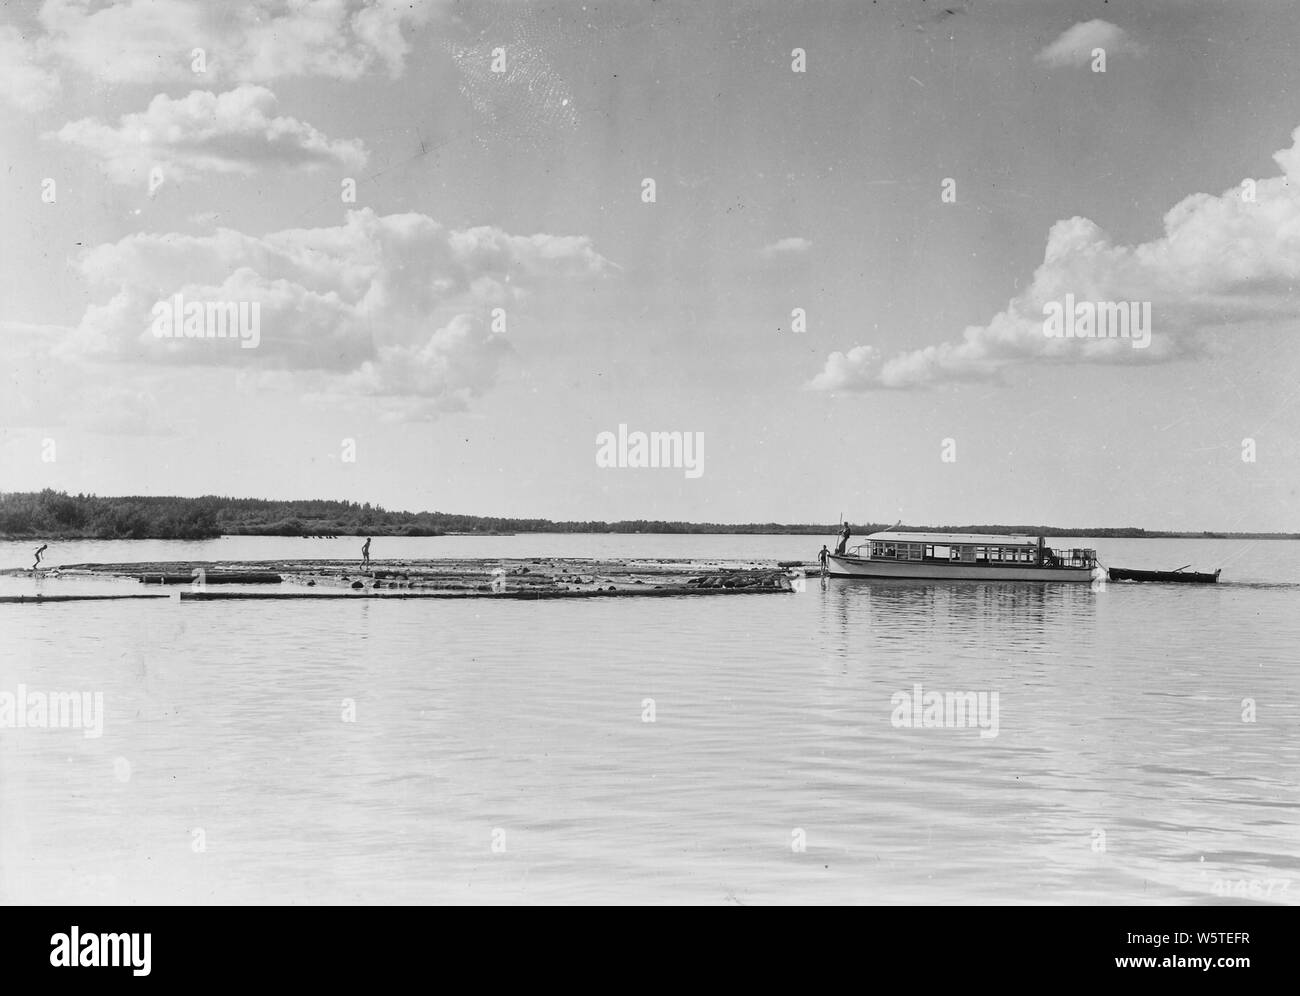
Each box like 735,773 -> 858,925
3,529 -> 1298,542
1,491 -> 1296,541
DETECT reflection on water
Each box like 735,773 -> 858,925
0,544 -> 1297,904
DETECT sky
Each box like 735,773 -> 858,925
1,0 -> 1299,531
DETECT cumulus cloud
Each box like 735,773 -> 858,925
59,209 -> 609,419
811,126 -> 1300,391
36,0 -> 439,84
343,314 -> 513,421
0,26 -> 60,112
1035,19 -> 1145,68
761,237 -> 813,257
51,86 -> 368,186
352,0 -> 431,78
808,346 -> 880,392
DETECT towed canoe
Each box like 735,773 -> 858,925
1107,567 -> 1221,584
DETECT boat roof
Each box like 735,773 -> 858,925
865,531 -> 1040,546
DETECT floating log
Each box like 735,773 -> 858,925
137,572 -> 283,585
0,594 -> 170,603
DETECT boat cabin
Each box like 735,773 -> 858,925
851,531 -> 1096,569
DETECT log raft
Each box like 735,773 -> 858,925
2,558 -> 800,601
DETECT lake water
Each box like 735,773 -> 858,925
1,535 -> 1297,904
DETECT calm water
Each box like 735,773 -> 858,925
1,535 -> 1297,904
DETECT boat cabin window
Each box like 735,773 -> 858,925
864,538 -> 1064,565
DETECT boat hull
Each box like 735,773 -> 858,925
826,555 -> 1095,583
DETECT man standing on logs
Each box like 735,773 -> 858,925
361,537 -> 371,570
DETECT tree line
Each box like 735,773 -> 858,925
0,491 -> 1292,540
0,491 -> 841,539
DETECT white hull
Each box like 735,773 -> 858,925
826,555 -> 1094,583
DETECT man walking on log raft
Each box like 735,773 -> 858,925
818,545 -> 830,574
361,537 -> 371,570
32,543 -> 48,571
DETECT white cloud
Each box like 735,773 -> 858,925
761,237 -> 813,256
811,126 -> 1300,391
36,0 -> 439,84
352,0 -> 430,78
808,345 -> 880,392
0,26 -> 60,112
58,209 -> 609,419
343,314 -> 513,421
1035,19 -> 1145,69
38,0 -> 208,83
51,86 -> 368,185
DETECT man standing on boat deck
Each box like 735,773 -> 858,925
361,537 -> 371,569
834,523 -> 851,556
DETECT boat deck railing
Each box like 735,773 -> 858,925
1045,548 -> 1098,568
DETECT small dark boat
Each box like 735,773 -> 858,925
1107,566 -> 1221,584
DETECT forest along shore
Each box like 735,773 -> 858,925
1,558 -> 803,600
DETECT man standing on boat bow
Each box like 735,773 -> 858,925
834,523 -> 851,556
